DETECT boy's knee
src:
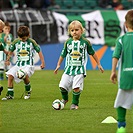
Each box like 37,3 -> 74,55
60,87 -> 67,92
73,88 -> 80,92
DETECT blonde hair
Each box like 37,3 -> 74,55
0,19 -> 5,29
68,20 -> 85,36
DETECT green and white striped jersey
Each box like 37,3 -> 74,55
0,41 -> 4,51
2,33 -> 14,50
61,36 -> 95,76
113,32 -> 133,90
9,38 -> 41,67
0,33 -> 4,51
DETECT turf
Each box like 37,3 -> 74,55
0,70 -> 132,133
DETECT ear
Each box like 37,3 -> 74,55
124,22 -> 128,29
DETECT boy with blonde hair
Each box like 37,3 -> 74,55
54,20 -> 104,110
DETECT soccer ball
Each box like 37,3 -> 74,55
52,99 -> 64,110
16,69 -> 26,79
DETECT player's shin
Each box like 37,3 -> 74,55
24,83 -> 31,99
117,107 -> 126,128
72,91 -> 81,106
25,82 -> 31,92
7,88 -> 14,97
60,87 -> 68,101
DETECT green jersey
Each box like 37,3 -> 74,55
0,41 -> 4,51
9,38 -> 41,67
113,32 -> 133,90
0,33 -> 4,51
2,33 -> 14,50
61,36 -> 95,76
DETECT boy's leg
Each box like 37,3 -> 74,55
70,88 -> 81,110
2,87 -> 14,100
59,73 -> 71,105
72,90 -> 81,105
6,88 -> 14,97
116,107 -> 126,133
23,75 -> 31,99
2,75 -> 14,100
60,87 -> 68,104
0,85 -> 3,95
0,69 -> 4,80
114,89 -> 133,133
24,82 -> 31,99
23,66 -> 35,99
117,107 -> 126,128
0,51 -> 5,80
70,74 -> 83,110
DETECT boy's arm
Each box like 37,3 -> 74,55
3,49 -> 8,55
38,51 -> 45,69
110,57 -> 118,84
5,51 -> 13,65
54,56 -> 64,74
92,53 -> 104,73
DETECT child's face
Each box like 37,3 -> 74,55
3,26 -> 10,34
70,25 -> 82,40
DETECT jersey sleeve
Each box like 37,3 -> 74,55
0,37 -> 5,51
86,40 -> 95,55
29,38 -> 41,53
9,39 -> 18,52
60,41 -> 67,58
113,37 -> 122,59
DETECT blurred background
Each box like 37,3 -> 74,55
0,0 -> 132,70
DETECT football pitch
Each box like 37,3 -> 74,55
0,70 -> 132,133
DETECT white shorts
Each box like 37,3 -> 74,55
114,89 -> 133,109
59,73 -> 84,92
6,65 -> 34,83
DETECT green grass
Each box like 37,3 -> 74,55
0,70 -> 132,133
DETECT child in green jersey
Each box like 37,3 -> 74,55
2,21 -> 14,75
54,20 -> 104,110
0,20 -> 8,54
0,20 -> 9,80
110,10 -> 133,133
2,26 -> 45,100
0,19 -> 8,94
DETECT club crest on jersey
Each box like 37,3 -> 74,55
80,45 -> 84,49
19,50 -> 29,56
70,51 -> 81,59
68,44 -> 72,50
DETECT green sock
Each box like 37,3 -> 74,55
0,71 -> 4,79
72,91 -> 81,106
7,88 -> 14,96
25,83 -> 31,92
117,107 -> 126,122
60,88 -> 68,101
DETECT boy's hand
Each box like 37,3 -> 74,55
54,65 -> 60,74
5,60 -> 10,66
98,65 -> 104,73
40,63 -> 45,69
110,72 -> 117,84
